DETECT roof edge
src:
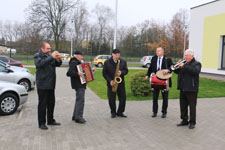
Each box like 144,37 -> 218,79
191,0 -> 220,9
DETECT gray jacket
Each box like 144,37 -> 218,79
34,50 -> 62,89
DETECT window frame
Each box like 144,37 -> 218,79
221,36 -> 225,70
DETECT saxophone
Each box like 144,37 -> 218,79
112,59 -> 122,92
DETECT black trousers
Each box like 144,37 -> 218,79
107,84 -> 126,115
37,89 -> 55,126
153,89 -> 168,114
179,91 -> 197,124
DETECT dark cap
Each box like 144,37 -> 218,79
74,50 -> 84,55
112,49 -> 120,54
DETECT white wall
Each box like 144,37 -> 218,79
189,0 -> 225,62
189,0 -> 225,75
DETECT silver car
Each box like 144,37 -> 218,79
0,62 -> 35,91
140,56 -> 153,68
0,60 -> 29,72
0,81 -> 28,115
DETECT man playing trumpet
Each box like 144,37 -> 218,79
145,47 -> 173,118
164,49 -> 201,129
34,42 -> 62,130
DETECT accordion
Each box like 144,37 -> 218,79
77,63 -> 95,84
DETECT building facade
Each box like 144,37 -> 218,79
189,0 -> 225,75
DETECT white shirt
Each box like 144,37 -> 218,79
157,56 -> 163,70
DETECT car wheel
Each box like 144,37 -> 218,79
146,63 -> 150,68
97,63 -> 103,68
0,93 -> 19,115
18,79 -> 31,91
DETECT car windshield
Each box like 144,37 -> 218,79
0,60 -> 9,67
0,65 -> 6,72
0,56 -> 9,63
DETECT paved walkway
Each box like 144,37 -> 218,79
1,67 -> 225,150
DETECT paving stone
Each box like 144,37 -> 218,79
0,67 -> 225,150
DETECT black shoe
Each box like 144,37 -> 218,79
75,118 -> 86,124
177,121 -> 189,126
111,113 -> 116,118
39,125 -> 48,130
72,116 -> 75,121
189,123 -> 195,129
47,121 -> 61,126
152,113 -> 157,118
161,113 -> 167,118
117,113 -> 127,118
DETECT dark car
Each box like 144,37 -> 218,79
0,55 -> 23,67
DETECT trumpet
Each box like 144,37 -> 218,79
56,54 -> 71,60
171,59 -> 186,71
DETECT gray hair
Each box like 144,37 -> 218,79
185,49 -> 194,56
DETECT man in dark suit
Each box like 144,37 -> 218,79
145,47 -> 173,118
34,42 -> 62,130
102,49 -> 128,118
173,49 -> 201,129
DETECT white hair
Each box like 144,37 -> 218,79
185,49 -> 194,56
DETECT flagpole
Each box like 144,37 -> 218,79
113,0 -> 118,49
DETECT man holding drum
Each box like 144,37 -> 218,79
145,47 -> 173,118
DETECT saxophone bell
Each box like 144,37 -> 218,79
112,59 -> 122,92
115,76 -> 122,84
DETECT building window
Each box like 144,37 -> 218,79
222,36 -> 225,69
221,36 -> 225,70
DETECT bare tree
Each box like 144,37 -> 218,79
72,2 -> 89,50
93,4 -> 113,54
168,9 -> 189,58
27,0 -> 79,50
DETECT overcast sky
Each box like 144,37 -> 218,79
0,0 -> 213,26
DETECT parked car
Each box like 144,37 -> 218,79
5,48 -> 16,55
93,55 -> 111,67
0,60 -> 29,72
0,55 -> 23,67
140,56 -> 153,68
0,81 -> 28,115
0,62 -> 35,91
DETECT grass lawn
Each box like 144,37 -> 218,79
23,61 -> 35,65
88,69 -> 225,101
24,67 -> 225,100
25,67 -> 36,75
127,64 -> 143,67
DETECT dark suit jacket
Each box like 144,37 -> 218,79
34,50 -> 62,89
146,55 -> 173,87
174,58 -> 201,92
66,57 -> 86,90
102,57 -> 128,88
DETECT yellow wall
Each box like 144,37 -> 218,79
202,13 -> 225,69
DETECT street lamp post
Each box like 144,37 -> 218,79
183,25 -> 187,57
71,21 -> 73,57
113,0 -> 118,49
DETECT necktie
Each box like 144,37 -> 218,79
158,57 -> 161,70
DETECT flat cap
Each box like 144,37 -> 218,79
74,50 -> 84,55
112,49 -> 120,54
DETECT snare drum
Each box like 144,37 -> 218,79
150,74 -> 169,91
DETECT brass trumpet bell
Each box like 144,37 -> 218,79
171,59 -> 186,71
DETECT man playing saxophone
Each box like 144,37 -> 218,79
103,49 -> 128,118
